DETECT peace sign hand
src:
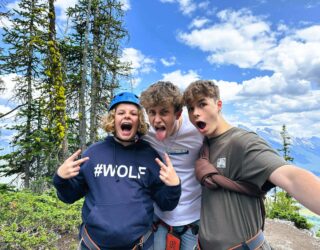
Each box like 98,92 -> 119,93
155,153 -> 180,186
57,149 -> 89,179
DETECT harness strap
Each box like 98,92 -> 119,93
228,230 -> 265,250
195,230 -> 264,250
154,219 -> 198,236
132,229 -> 153,250
80,225 -> 153,250
80,225 -> 101,250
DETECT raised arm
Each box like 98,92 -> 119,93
53,150 -> 90,204
269,164 -> 320,215
151,153 -> 181,211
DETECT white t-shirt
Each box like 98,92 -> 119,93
143,110 -> 203,226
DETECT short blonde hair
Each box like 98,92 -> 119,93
140,81 -> 183,113
183,80 -> 220,107
101,107 -> 149,136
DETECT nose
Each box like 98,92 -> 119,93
192,107 -> 200,118
124,112 -> 131,119
154,113 -> 162,123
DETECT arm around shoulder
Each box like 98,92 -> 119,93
269,164 -> 320,215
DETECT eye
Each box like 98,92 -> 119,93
199,103 -> 205,108
160,111 -> 168,116
147,110 -> 156,116
187,106 -> 194,112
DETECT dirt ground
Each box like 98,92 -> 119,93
264,218 -> 320,250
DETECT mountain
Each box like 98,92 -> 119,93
238,125 -> 320,177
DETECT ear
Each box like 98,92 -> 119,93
175,110 -> 182,119
217,100 -> 222,111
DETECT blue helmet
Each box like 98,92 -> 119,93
108,92 -> 141,111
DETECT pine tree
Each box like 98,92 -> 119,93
274,124 -> 294,201
88,0 -> 129,144
41,0 -> 68,173
64,0 -> 130,148
0,0 -> 48,188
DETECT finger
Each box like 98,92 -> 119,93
155,158 -> 167,168
72,166 -> 81,174
67,166 -> 80,177
163,153 -> 173,168
69,170 -> 80,178
73,157 -> 89,166
68,149 -> 82,161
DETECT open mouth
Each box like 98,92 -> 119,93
155,126 -> 166,132
196,121 -> 206,129
155,125 -> 167,141
121,123 -> 133,132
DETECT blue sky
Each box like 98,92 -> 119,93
1,0 -> 320,139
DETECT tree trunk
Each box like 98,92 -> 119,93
79,0 -> 92,150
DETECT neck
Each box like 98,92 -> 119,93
114,135 -> 136,146
208,117 -> 233,139
170,116 -> 182,136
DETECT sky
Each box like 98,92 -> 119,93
1,0 -> 320,139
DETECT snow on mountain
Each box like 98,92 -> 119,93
254,127 -> 320,177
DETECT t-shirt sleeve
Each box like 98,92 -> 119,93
238,132 -> 287,190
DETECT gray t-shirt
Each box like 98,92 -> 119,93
199,127 -> 287,250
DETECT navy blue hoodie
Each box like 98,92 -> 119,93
53,136 -> 181,249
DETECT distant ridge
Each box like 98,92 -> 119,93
237,125 -> 320,177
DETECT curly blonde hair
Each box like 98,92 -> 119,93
101,107 -> 149,135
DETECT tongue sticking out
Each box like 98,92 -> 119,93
156,129 -> 167,141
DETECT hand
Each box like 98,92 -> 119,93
155,153 -> 180,186
57,149 -> 89,179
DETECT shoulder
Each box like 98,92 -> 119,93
137,138 -> 160,155
226,127 -> 272,154
230,127 -> 262,143
82,137 -> 112,156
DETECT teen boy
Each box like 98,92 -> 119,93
140,81 -> 203,250
183,80 -> 320,250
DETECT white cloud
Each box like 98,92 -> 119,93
119,0 -> 131,11
215,80 -> 242,103
261,30 -> 320,84
160,0 -> 197,15
6,1 -> 20,11
0,105 -> 11,116
121,48 -> 155,76
0,74 -> 17,100
240,73 -> 288,96
205,76 -> 320,137
161,69 -> 199,89
189,17 -> 210,29
55,0 -> 78,21
178,9 -> 275,68
160,56 -> 177,66
198,1 -> 210,10
0,15 -> 12,29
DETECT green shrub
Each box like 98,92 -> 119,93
266,191 -> 313,230
0,188 -> 82,249
0,183 -> 16,193
317,230 -> 320,238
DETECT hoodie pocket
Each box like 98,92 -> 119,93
85,201 -> 151,248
